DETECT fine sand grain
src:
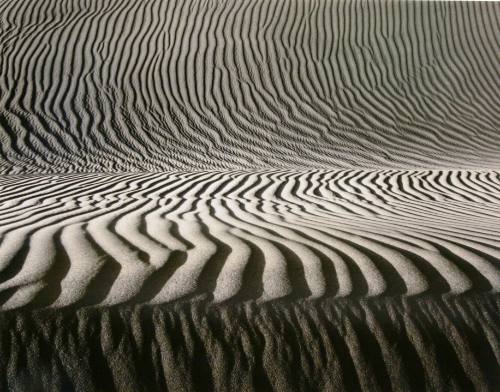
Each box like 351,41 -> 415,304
0,297 -> 499,391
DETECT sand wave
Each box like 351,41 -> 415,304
0,170 -> 498,309
1,0 -> 500,173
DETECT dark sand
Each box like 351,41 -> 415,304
1,295 -> 499,391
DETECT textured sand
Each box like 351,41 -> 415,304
0,170 -> 499,309
0,170 -> 499,390
1,296 -> 499,391
1,0 -> 500,390
0,0 -> 500,172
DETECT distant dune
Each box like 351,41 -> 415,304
1,0 -> 500,173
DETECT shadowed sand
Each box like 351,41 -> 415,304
1,296 -> 499,391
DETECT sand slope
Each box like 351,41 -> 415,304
0,297 -> 499,391
2,170 -> 498,391
1,0 -> 500,173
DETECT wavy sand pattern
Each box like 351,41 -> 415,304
0,0 -> 500,390
0,170 -> 499,389
1,0 -> 500,172
0,170 -> 499,309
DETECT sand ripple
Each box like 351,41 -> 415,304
1,0 -> 500,172
0,170 -> 499,309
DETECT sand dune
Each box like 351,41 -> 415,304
0,169 -> 499,309
1,0 -> 500,173
1,0 -> 500,389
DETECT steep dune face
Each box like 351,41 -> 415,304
1,297 -> 499,392
1,0 -> 500,173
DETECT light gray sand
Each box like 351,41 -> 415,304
0,170 -> 499,309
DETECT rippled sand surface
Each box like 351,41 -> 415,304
1,0 -> 499,390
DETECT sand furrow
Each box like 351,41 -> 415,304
0,170 -> 498,308
1,0 -> 500,173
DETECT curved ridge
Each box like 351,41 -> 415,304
1,0 -> 500,173
0,170 -> 499,309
